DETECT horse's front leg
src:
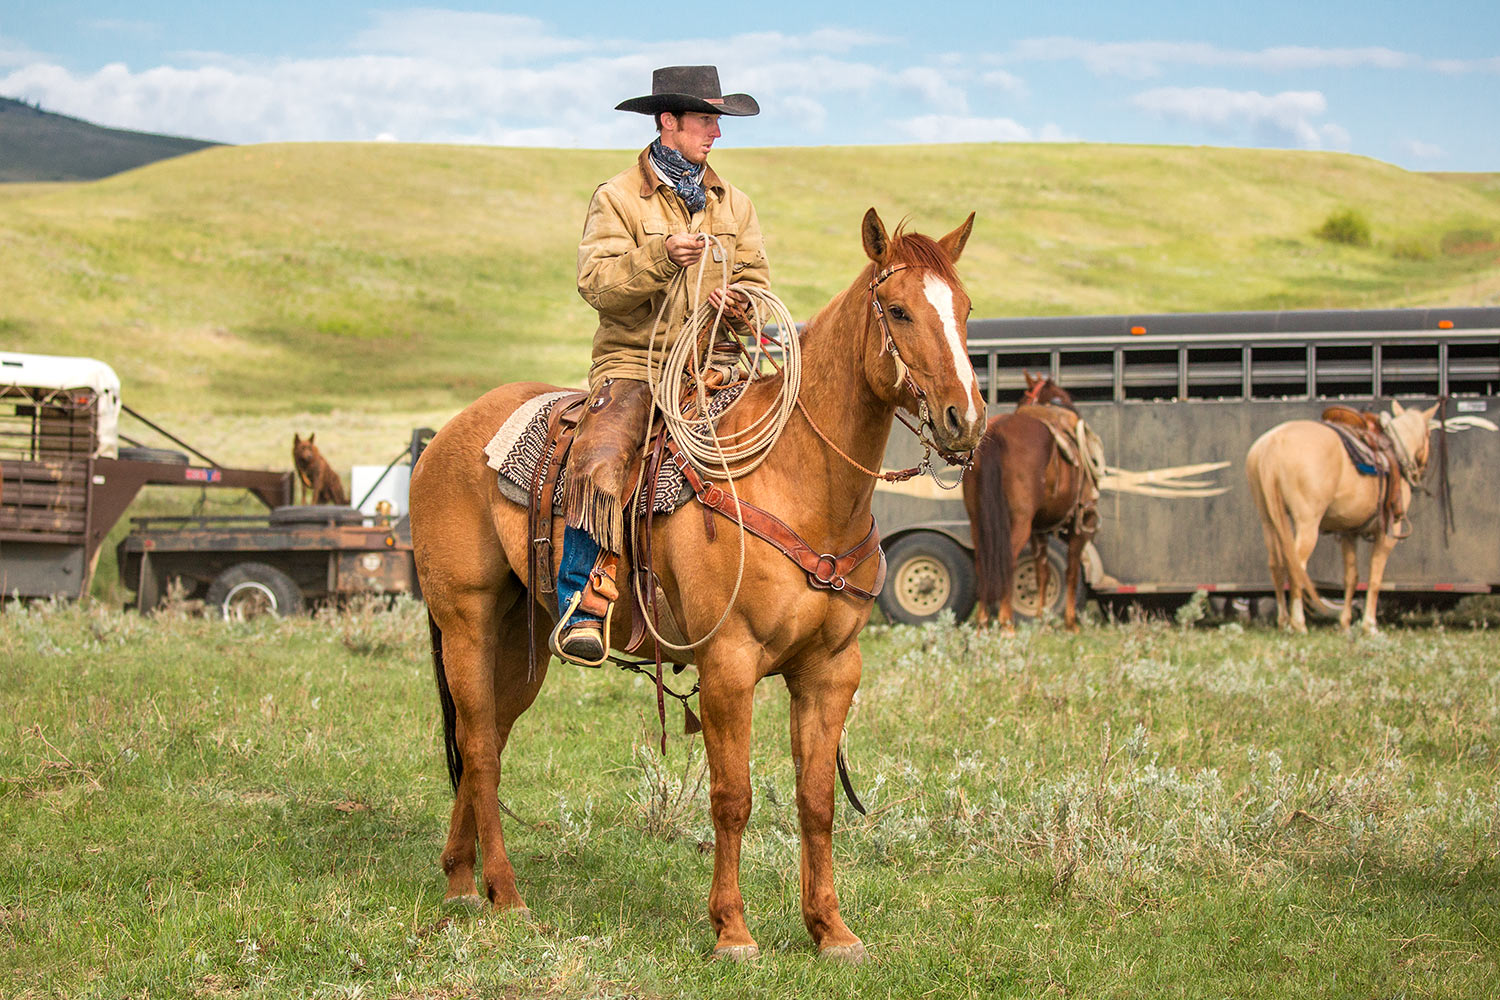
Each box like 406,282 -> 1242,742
786,647 -> 866,963
698,662 -> 759,960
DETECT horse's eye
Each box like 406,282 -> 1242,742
889,304 -> 910,322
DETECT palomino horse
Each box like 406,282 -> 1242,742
408,209 -> 985,961
1245,400 -> 1441,633
962,373 -> 1098,632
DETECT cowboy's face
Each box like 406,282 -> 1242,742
661,112 -> 721,165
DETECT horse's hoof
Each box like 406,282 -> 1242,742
499,905 -> 533,922
712,944 -> 760,963
444,893 -> 484,910
820,942 -> 868,965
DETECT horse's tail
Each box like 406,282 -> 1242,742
972,431 -> 1014,610
429,612 -> 463,792
1252,441 -> 1335,617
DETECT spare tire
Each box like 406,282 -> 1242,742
270,505 -> 364,525
206,562 -> 305,620
118,446 -> 190,464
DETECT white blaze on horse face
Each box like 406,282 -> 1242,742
922,273 -> 981,423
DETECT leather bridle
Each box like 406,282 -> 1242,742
794,262 -> 975,487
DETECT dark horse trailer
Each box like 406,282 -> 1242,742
873,307 -> 1500,625
0,353 -> 290,601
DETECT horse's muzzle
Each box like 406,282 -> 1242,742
938,403 -> 984,453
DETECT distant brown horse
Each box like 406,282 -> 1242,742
1245,400 -> 1441,634
408,209 -> 984,961
962,372 -> 1099,632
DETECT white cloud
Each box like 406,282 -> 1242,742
1131,87 -> 1348,150
896,114 -> 1069,143
1010,37 -> 1417,77
1402,138 -> 1446,160
980,69 -> 1028,98
0,19 -> 908,147
896,66 -> 969,113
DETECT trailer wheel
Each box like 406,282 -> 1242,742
878,532 -> 976,626
1009,541 -> 1090,625
207,562 -> 305,620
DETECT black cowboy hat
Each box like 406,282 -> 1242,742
615,65 -> 760,117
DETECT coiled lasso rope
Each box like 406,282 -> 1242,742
629,233 -> 804,651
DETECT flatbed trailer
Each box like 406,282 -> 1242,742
117,508 -> 417,616
1,352 -> 291,601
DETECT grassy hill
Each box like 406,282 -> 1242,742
2,141 -> 1498,441
0,96 -> 219,182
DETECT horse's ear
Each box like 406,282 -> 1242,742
293,433 -> 301,445
1390,399 -> 1406,416
1422,401 -> 1441,424
939,212 -> 976,263
309,432 -> 316,444
1024,371 -> 1038,387
862,208 -> 890,265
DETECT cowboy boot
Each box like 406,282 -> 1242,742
554,526 -> 607,666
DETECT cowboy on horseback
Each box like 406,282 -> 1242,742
553,65 -> 773,666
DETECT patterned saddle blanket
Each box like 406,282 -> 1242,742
482,382 -> 749,515
1323,420 -> 1388,478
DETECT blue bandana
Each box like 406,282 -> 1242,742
649,138 -> 707,215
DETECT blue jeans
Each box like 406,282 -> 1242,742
557,526 -> 603,625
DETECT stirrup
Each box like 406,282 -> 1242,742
548,592 -> 611,668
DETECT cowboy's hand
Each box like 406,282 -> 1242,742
665,233 -> 707,267
707,286 -> 749,316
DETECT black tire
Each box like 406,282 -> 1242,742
1009,540 -> 1090,625
878,532 -> 976,626
270,504 -> 363,525
118,446 -> 190,464
206,562 -> 305,620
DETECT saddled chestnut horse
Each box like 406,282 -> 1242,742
1245,400 -> 1441,634
962,373 -> 1098,632
408,209 -> 985,962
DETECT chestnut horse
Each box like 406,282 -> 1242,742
408,209 -> 984,962
962,373 -> 1098,632
1245,399 -> 1441,634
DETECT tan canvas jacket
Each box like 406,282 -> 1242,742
577,145 -> 770,389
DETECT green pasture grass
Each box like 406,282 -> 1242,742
1,142 -> 1498,425
3,601 -> 1496,998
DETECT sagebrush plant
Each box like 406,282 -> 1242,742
3,600 -> 1497,998
1315,207 -> 1372,246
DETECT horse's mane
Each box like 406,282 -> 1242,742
887,222 -> 965,290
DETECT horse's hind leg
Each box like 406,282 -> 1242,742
1031,535 -> 1051,626
1288,520 -> 1320,633
1361,533 -> 1398,635
1062,530 -> 1087,632
1257,518 -> 1290,629
438,587 -> 547,912
1338,535 -> 1359,633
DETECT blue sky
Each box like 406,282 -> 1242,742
2,2 -> 1497,170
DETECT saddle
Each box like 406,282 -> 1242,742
1321,405 -> 1407,538
503,379 -> 887,680
1015,403 -> 1103,535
